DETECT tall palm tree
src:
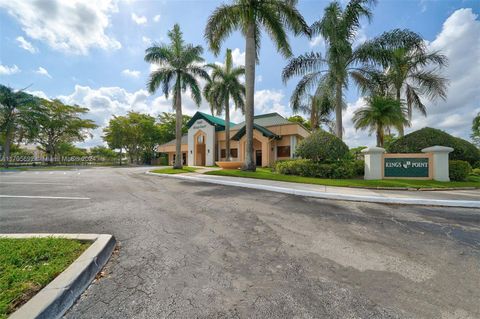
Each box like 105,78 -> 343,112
283,0 -> 376,140
357,29 -> 448,136
0,85 -> 42,168
352,95 -> 409,147
205,0 -> 309,171
145,24 -> 209,169
204,49 -> 246,161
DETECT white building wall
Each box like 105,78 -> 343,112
187,119 -> 215,166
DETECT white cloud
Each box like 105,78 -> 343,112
131,13 -> 147,25
35,67 -> 52,78
231,48 -> 245,67
343,8 -> 480,147
153,14 -> 161,22
142,36 -> 151,44
256,75 -> 263,83
121,69 -> 141,78
0,64 -> 20,75
309,35 -> 324,48
0,0 -> 121,55
16,36 -> 37,53
27,90 -> 49,99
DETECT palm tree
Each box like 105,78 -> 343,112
145,24 -> 209,169
283,0 -> 376,140
205,0 -> 309,171
204,49 -> 246,161
357,29 -> 448,136
352,95 -> 409,147
0,85 -> 42,168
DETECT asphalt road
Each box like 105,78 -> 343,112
1,167 -> 479,319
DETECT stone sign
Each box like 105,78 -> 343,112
383,156 -> 430,178
362,146 -> 453,181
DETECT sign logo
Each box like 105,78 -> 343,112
384,157 -> 429,178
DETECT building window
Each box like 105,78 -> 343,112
277,146 -> 291,157
221,148 -> 238,158
197,135 -> 204,144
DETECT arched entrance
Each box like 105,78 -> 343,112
253,138 -> 262,167
194,130 -> 206,166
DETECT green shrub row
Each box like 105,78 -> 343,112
388,127 -> 480,165
449,160 -> 472,181
273,159 -> 364,179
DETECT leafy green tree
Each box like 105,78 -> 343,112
0,85 -> 44,167
103,115 -> 127,165
103,112 -> 162,164
145,24 -> 209,169
33,99 -> 97,163
157,112 -> 191,144
283,0 -> 376,140
472,112 -> 480,147
90,146 -> 118,161
57,142 -> 87,158
352,95 -> 409,147
357,29 -> 448,135
204,49 -> 245,161
205,0 -> 309,170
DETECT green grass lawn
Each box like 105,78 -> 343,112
0,238 -> 90,318
205,168 -> 480,189
150,166 -> 197,174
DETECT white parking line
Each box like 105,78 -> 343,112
0,195 -> 90,200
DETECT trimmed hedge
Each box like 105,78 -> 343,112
273,159 -> 357,179
387,127 -> 480,165
449,160 -> 472,181
296,130 -> 349,163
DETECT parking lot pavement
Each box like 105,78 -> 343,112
1,167 -> 479,318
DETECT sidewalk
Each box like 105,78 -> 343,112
147,171 -> 480,208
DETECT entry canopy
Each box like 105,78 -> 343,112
231,123 -> 280,141
187,111 -> 236,131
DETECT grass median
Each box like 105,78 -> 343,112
0,237 -> 90,318
150,166 -> 197,174
205,168 -> 480,189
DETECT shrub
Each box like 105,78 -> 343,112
472,168 -> 480,176
473,161 -> 480,169
352,160 -> 365,177
273,159 -> 355,179
296,130 -> 349,163
449,160 -> 472,181
387,127 -> 480,165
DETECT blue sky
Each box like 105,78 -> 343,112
1,0 -> 479,147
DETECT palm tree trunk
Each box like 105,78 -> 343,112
3,127 -> 12,168
376,126 -> 383,147
335,81 -> 343,139
119,148 -> 122,166
243,21 -> 256,171
174,82 -> 183,169
310,97 -> 317,130
396,89 -> 404,137
225,94 -> 231,161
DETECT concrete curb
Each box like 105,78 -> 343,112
146,171 -> 480,208
2,233 -> 116,319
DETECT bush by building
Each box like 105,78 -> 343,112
295,130 -> 349,163
273,159 -> 357,179
449,160 -> 472,181
387,127 -> 480,165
